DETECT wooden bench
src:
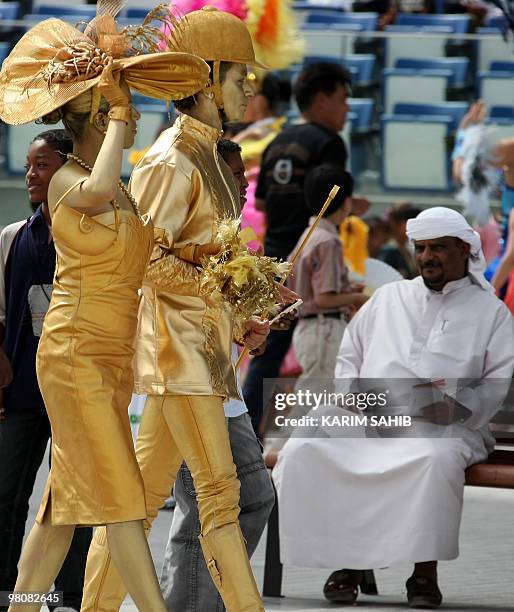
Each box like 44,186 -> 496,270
262,417 -> 514,598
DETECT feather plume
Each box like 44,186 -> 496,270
84,0 -> 129,58
96,0 -> 126,18
164,0 -> 305,69
246,0 -> 304,68
124,3 -> 192,55
166,0 -> 304,69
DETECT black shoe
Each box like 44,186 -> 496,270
323,569 -> 362,604
406,575 -> 443,609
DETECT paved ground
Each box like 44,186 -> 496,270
24,445 -> 514,611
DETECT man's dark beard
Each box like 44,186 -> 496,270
420,265 -> 444,290
422,277 -> 442,290
30,201 -> 41,213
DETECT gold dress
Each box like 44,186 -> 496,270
130,114 -> 241,399
36,187 -> 153,526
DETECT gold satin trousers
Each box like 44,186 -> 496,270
81,395 -> 264,612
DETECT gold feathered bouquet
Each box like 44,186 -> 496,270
199,218 -> 290,332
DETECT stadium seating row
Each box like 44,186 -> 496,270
2,2 -> 514,193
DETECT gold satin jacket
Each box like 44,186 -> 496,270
130,114 -> 241,398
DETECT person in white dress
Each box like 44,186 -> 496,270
273,207 -> 514,609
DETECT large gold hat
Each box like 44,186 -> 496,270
164,6 -> 266,110
167,7 -> 266,69
0,3 -> 210,125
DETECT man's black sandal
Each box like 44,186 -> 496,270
323,569 -> 363,604
406,575 -> 443,609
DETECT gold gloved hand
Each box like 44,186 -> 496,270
177,242 -> 222,265
97,58 -> 130,112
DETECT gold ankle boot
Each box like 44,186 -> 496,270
199,522 -> 265,612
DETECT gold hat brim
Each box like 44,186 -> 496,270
0,18 -> 209,125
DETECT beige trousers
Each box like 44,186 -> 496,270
293,315 -> 347,381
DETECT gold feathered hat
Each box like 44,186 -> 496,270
0,1 -> 210,125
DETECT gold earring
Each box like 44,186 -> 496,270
93,122 -> 107,137
204,79 -> 215,100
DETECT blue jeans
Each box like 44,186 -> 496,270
0,412 -> 92,611
242,324 -> 296,435
160,413 -> 275,611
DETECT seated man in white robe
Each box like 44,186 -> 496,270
272,207 -> 514,609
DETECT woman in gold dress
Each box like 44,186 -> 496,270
0,6 -> 209,611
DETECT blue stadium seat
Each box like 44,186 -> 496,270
477,71 -> 514,108
22,13 -> 48,25
301,22 -> 364,33
386,24 -> 453,34
486,15 -> 508,30
34,4 -> 97,18
384,25 -> 453,68
0,2 -> 20,20
476,27 -> 514,72
490,106 -> 514,121
293,1 -> 349,9
393,102 -> 468,131
306,11 -> 378,31
301,22 -> 364,57
132,93 -> 168,109
490,61 -> 514,72
382,68 -> 452,114
0,43 -> 10,66
23,12 -> 107,26
301,21 -> 364,33
395,57 -> 469,88
348,98 -> 374,132
381,115 -> 452,191
395,13 -> 470,34
126,8 -> 150,20
0,2 -> 20,36
304,54 -> 375,86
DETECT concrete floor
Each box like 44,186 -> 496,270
22,445 -> 514,612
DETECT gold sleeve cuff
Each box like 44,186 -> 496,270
177,243 -> 198,264
108,106 -> 131,125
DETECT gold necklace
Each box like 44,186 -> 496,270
67,153 -> 141,219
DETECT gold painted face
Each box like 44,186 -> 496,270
120,80 -> 140,149
221,63 -> 253,122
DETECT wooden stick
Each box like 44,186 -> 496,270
235,185 -> 340,371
